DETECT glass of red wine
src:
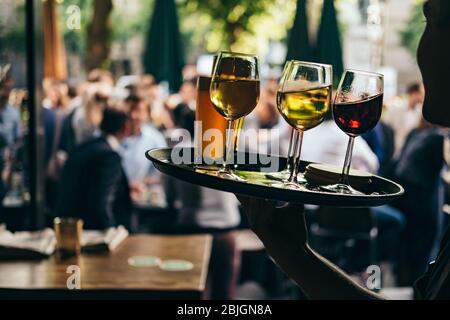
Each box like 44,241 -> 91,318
323,69 -> 384,195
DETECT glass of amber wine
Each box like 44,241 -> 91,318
210,51 -> 260,180
274,61 -> 332,189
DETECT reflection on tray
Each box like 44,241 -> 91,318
146,147 -> 404,206
193,163 -> 385,196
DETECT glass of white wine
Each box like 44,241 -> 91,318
273,61 -> 332,189
209,51 -> 260,180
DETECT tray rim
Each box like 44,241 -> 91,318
146,147 -> 405,207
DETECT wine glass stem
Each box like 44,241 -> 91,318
233,118 -> 244,152
223,119 -> 237,172
288,129 -> 304,183
286,129 -> 300,172
340,136 -> 356,185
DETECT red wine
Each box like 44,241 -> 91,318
333,93 -> 383,136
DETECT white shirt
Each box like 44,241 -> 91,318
72,106 -> 100,145
0,104 -> 20,146
121,123 -> 167,182
302,121 -> 380,174
238,111 -> 292,157
106,134 -> 122,153
195,188 -> 240,229
384,100 -> 422,158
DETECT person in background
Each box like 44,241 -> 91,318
393,118 -> 447,285
45,81 -> 88,213
361,120 -> 396,177
236,0 -> 450,299
255,82 -> 279,130
169,78 -> 197,134
0,68 -> 21,150
239,80 -> 292,156
57,107 -> 132,230
121,95 -> 167,203
384,82 -> 425,158
60,82 -> 113,155
67,84 -> 82,111
137,75 -> 168,128
86,68 -> 115,87
59,69 -> 115,156
0,66 -> 20,201
42,79 -> 71,113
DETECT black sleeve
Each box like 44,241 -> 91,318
59,110 -> 75,154
88,152 -> 123,229
428,133 -> 444,174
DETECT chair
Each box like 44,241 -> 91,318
309,206 -> 378,273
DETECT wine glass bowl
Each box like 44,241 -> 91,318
333,92 -> 383,136
210,54 -> 260,120
278,84 -> 332,131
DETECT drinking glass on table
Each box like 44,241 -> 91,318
322,69 -> 384,195
209,51 -> 260,180
272,61 -> 332,189
54,217 -> 83,258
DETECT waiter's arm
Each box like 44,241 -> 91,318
238,196 -> 384,300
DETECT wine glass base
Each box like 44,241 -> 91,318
265,169 -> 290,182
266,171 -> 307,183
320,183 -> 365,195
270,173 -> 308,190
194,164 -> 223,172
215,170 -> 246,182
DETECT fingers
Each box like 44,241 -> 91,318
283,202 -> 305,214
236,195 -> 304,216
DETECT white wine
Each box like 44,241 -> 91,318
210,77 -> 260,120
277,85 -> 331,131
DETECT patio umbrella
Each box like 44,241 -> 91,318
43,0 -> 67,80
316,0 -> 344,85
143,0 -> 185,93
286,0 -> 312,62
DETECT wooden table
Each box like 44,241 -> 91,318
0,234 -> 212,299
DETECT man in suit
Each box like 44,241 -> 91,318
57,107 -> 132,230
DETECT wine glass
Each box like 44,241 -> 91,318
323,69 -> 384,195
209,51 -> 260,180
273,61 -> 333,189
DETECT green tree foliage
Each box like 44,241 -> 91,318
400,1 -> 426,57
111,0 -> 153,46
178,0 -> 296,60
0,3 -> 26,57
178,0 -> 274,50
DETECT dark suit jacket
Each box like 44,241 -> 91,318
57,136 -> 132,230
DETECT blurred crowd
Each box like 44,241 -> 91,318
1,62 -> 450,296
